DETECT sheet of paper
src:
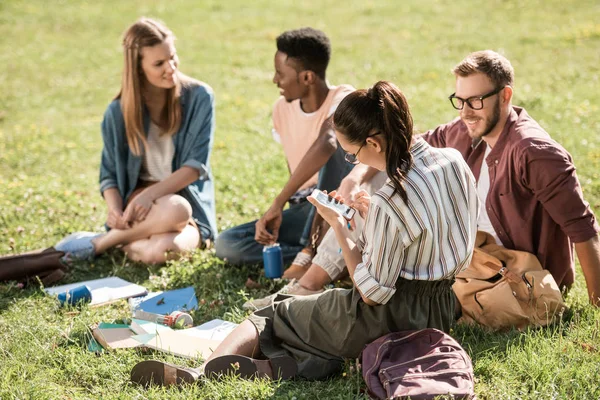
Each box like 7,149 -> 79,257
130,319 -> 173,335
180,319 -> 238,341
132,330 -> 221,359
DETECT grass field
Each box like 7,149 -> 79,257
1,0 -> 600,398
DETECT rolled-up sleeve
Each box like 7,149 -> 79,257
354,196 -> 414,305
521,139 -> 600,243
180,86 -> 215,178
99,106 -> 119,195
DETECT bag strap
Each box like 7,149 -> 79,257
481,260 -> 524,285
308,213 -> 329,256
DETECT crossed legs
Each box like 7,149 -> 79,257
92,194 -> 200,264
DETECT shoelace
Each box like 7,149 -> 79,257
278,279 -> 300,295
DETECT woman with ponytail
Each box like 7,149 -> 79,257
56,18 -> 217,263
131,81 -> 478,385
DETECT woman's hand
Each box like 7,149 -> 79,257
350,190 -> 371,219
307,190 -> 348,231
106,208 -> 128,230
336,177 -> 361,205
123,189 -> 154,224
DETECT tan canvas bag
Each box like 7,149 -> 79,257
453,232 -> 567,331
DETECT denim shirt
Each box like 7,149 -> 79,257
99,81 -> 217,240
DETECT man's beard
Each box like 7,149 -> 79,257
480,98 -> 501,138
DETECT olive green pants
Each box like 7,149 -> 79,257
248,277 -> 455,380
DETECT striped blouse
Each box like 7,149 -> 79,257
354,139 -> 479,304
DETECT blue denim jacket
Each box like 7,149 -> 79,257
99,81 -> 217,240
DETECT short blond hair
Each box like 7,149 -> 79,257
453,50 -> 514,89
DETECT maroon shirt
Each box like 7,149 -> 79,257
422,106 -> 599,288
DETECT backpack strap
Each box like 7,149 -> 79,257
482,260 -> 525,285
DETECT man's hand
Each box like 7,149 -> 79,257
106,208 -> 129,230
574,235 -> 600,307
255,204 -> 283,245
123,189 -> 154,225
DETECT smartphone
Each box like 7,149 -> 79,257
310,189 -> 356,220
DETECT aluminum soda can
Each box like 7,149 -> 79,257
57,285 -> 92,306
263,243 -> 283,279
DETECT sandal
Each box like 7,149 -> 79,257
130,360 -> 201,387
204,354 -> 297,380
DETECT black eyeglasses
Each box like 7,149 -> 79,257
448,87 -> 504,110
344,132 -> 381,165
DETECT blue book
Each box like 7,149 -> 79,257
136,286 -> 198,315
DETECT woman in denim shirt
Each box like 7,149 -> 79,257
57,18 -> 216,263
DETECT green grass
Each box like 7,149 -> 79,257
1,0 -> 600,398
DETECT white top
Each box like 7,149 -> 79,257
139,122 -> 175,182
354,139 -> 479,304
476,144 -> 501,245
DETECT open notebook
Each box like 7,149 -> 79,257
45,277 -> 147,306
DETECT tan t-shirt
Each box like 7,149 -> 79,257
271,84 -> 355,189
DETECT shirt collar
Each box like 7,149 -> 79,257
487,106 -> 520,162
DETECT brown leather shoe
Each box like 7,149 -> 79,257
204,355 -> 297,380
130,360 -> 201,387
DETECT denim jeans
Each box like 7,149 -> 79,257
215,143 -> 353,265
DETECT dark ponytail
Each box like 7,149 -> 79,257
333,81 -> 413,202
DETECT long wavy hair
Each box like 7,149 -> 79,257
117,17 -> 183,156
333,81 -> 413,202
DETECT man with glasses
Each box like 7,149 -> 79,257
423,50 -> 600,306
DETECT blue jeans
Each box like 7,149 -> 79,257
215,144 -> 353,265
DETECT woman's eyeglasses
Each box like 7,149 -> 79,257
344,132 -> 381,164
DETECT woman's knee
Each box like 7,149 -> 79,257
154,194 -> 193,228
